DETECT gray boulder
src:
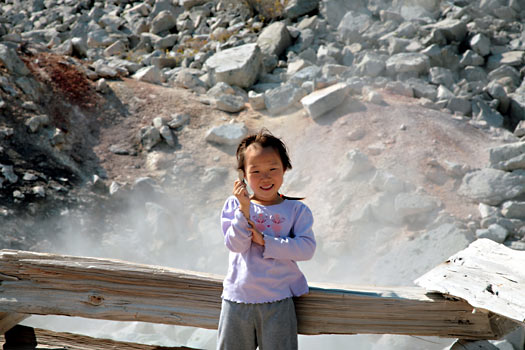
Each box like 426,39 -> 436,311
493,153 -> 525,171
476,224 -> 509,243
140,126 -> 161,151
205,43 -> 261,88
284,0 -> 319,19
470,33 -> 491,56
424,18 -> 467,43
264,84 -> 307,115
509,91 -> 525,124
428,67 -> 455,89
0,44 -> 29,76
386,53 -> 430,76
459,168 -> 525,205
215,94 -> 246,113
459,50 -> 484,67
471,98 -> 504,127
256,21 -> 292,58
357,53 -> 385,77
489,142 -> 525,166
501,201 -> 525,220
337,11 -> 372,44
447,97 -> 472,116
487,51 -> 525,71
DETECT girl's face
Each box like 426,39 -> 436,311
244,144 -> 285,205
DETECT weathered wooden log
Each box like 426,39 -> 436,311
0,249 -> 517,339
0,325 -> 198,350
415,238 -> 525,324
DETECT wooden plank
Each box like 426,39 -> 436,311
0,312 -> 29,334
415,238 -> 525,324
0,249 -> 516,339
0,325 -> 199,349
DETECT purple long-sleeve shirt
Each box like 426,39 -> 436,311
221,196 -> 316,303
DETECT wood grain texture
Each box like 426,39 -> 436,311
0,249 -> 516,339
415,238 -> 525,324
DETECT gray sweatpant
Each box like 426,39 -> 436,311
216,298 -> 298,350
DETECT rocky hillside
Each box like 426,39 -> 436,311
1,0 -> 525,349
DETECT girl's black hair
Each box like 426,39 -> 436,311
236,128 -> 304,201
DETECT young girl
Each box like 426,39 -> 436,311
217,129 -> 316,350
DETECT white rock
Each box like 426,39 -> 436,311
205,123 -> 248,146
96,78 -> 109,93
32,186 -> 45,197
248,91 -> 265,110
132,66 -> 163,85
478,203 -> 498,219
301,82 -> 349,119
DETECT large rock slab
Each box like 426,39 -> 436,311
300,82 -> 349,119
205,43 -> 261,88
459,168 -> 525,205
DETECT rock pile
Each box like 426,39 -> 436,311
0,0 -> 524,250
1,0 -> 523,138
459,141 -> 525,248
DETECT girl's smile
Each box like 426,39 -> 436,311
243,144 -> 285,205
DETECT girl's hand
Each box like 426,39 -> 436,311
233,180 -> 251,219
248,225 -> 265,246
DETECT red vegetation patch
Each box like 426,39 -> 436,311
22,52 -> 99,108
